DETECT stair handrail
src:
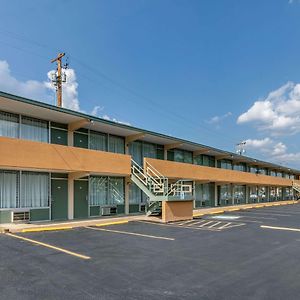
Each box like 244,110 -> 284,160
131,159 -> 148,186
145,160 -> 169,194
168,180 -> 193,196
131,159 -> 167,195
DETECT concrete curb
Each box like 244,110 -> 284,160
193,200 -> 298,218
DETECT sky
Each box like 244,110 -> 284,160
1,0 -> 300,168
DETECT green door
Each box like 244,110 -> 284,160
74,180 -> 89,219
51,179 -> 68,220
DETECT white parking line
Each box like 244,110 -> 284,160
218,222 -> 231,229
261,225 -> 300,233
186,220 -> 207,226
177,220 -> 196,226
199,221 -> 214,227
208,221 -> 222,228
85,226 -> 175,241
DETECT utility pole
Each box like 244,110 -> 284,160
51,52 -> 66,107
236,141 -> 246,155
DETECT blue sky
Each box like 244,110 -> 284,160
1,0 -> 300,168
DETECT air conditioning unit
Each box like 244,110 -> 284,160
101,206 -> 117,216
13,211 -> 30,223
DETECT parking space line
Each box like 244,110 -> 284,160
186,220 -> 207,226
6,233 -> 91,260
261,225 -> 300,233
208,221 -> 221,228
85,226 -> 175,241
177,220 -> 195,226
235,211 -> 291,217
199,221 -> 214,227
218,222 -> 231,229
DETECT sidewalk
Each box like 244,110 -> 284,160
0,200 -> 298,233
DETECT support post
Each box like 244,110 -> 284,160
68,175 -> 74,220
125,177 -> 130,214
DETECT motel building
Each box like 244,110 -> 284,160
0,90 -> 300,224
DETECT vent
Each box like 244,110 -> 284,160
13,211 -> 29,223
101,206 -> 117,216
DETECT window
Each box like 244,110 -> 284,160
89,176 -> 107,206
194,155 -> 215,167
218,159 -> 232,170
143,142 -> 157,159
21,116 -> 48,143
20,172 -> 49,208
258,187 -> 267,202
233,163 -> 246,172
89,131 -> 107,151
0,170 -> 18,208
89,176 -> 124,206
109,135 -> 125,154
0,111 -> 19,138
233,185 -> 246,204
195,183 -> 214,207
269,171 -> 276,177
249,166 -> 258,174
168,149 -> 193,164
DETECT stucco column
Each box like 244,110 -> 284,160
68,130 -> 74,146
245,186 -> 249,204
68,175 -> 74,220
214,183 -> 218,206
125,177 -> 130,214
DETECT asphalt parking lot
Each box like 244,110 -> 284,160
2,204 -> 300,300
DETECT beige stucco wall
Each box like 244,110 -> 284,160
145,158 -> 297,186
162,200 -> 194,223
0,137 -> 131,175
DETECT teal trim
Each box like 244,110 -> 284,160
129,204 -> 140,213
0,210 -> 11,223
0,90 -> 299,175
30,208 -> 50,222
117,204 -> 125,214
90,206 -> 100,217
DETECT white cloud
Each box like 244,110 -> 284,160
0,60 -> 53,102
45,68 -> 80,111
243,137 -> 300,167
237,82 -> 300,135
0,59 -> 130,124
103,114 -> 131,126
208,112 -> 232,125
244,138 -> 273,149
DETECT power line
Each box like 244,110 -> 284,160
0,28 -> 240,147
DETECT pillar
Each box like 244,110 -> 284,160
68,175 -> 74,220
125,176 -> 130,214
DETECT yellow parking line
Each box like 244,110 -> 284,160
227,208 -> 240,212
193,213 -> 204,217
6,233 -> 91,260
86,226 -> 175,241
22,226 -> 72,233
95,220 -> 129,227
261,225 -> 300,233
209,210 -> 224,215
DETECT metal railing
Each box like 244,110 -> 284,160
131,159 -> 193,199
292,181 -> 300,193
131,159 -> 167,195
167,180 -> 193,197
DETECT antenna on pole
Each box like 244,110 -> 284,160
50,52 -> 67,107
236,141 -> 246,155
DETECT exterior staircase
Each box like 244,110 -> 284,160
292,181 -> 300,194
131,159 -> 193,216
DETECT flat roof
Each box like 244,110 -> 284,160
0,90 -> 299,175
